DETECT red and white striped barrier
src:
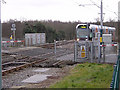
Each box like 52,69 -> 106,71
2,40 -> 24,43
100,44 -> 117,47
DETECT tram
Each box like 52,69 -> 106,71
76,23 -> 116,42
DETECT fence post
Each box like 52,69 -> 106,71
85,41 -> 88,60
54,40 -> 56,60
91,42 -> 93,63
74,41 -> 77,62
103,42 -> 105,63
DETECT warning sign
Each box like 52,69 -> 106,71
81,46 -> 86,58
81,46 -> 85,52
81,52 -> 86,58
100,37 -> 102,42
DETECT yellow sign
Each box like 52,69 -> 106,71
81,26 -> 86,29
100,37 -> 102,42
81,46 -> 86,58
10,35 -> 12,40
81,46 -> 85,52
81,52 -> 86,58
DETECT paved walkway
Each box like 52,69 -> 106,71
105,54 -> 117,63
57,53 -> 118,63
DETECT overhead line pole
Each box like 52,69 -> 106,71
100,0 -> 103,31
98,0 -> 103,63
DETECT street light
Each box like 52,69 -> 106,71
79,0 -> 103,63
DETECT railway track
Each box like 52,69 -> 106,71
2,40 -> 74,64
2,40 -> 75,76
2,51 -> 75,76
39,40 -> 74,49
2,58 -> 48,76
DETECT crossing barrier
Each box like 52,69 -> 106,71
2,40 -> 24,43
100,44 -> 117,47
2,40 -> 25,47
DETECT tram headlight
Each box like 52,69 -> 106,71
77,38 -> 79,41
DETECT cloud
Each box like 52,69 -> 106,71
1,0 -> 119,22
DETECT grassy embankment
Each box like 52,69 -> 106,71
50,63 -> 113,88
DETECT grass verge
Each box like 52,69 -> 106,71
50,63 -> 113,88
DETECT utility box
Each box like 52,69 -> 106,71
25,33 -> 46,46
103,34 -> 112,44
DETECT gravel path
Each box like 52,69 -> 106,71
2,65 -> 73,88
2,42 -> 75,88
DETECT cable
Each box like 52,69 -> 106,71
73,0 -> 119,20
102,3 -> 120,20
90,0 -> 119,20
90,0 -> 100,8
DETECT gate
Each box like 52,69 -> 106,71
100,42 -> 118,63
74,41 -> 96,62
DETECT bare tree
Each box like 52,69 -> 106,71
0,0 -> 6,4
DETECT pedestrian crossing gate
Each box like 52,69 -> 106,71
74,41 -> 91,62
74,41 -> 95,62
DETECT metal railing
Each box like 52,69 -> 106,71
110,58 -> 120,89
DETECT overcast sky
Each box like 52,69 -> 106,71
1,0 -> 120,22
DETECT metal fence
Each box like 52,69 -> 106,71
74,41 -> 99,63
110,43 -> 120,89
110,59 -> 119,89
74,41 -> 118,64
